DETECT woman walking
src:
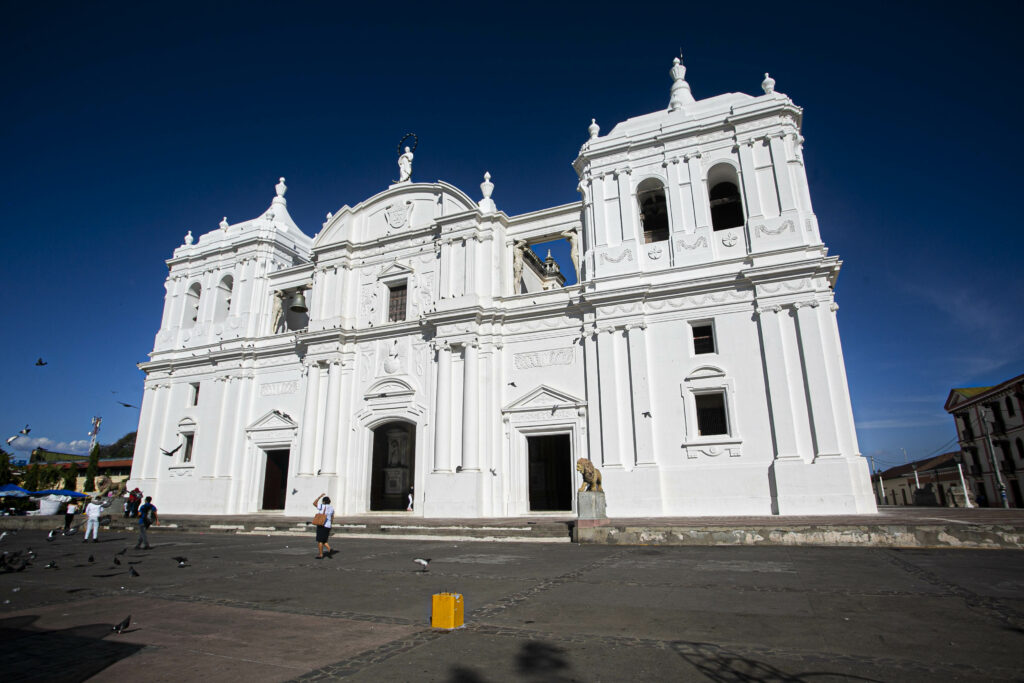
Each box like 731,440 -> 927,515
313,492 -> 334,559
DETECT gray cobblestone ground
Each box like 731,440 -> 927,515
1,529 -> 1022,681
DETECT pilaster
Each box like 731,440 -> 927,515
320,359 -> 342,474
794,301 -> 841,458
461,342 -> 480,471
298,360 -> 322,475
434,342 -> 453,472
626,324 -> 656,466
756,306 -> 800,460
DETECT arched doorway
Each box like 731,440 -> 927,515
370,421 -> 415,511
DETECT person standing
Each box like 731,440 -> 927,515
313,493 -> 333,559
83,497 -> 104,543
135,496 -> 158,550
63,500 -> 79,534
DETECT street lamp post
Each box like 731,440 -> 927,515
955,455 -> 974,508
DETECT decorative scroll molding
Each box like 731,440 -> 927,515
676,236 -> 708,251
754,219 -> 794,237
259,380 -> 298,397
599,248 -> 633,264
513,348 -> 575,370
684,446 -> 742,459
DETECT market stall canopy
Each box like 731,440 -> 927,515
32,489 -> 87,498
0,484 -> 31,497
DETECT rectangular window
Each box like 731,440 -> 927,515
692,322 -> 716,355
189,383 -> 200,406
695,392 -> 729,436
388,284 -> 407,322
182,434 -> 194,463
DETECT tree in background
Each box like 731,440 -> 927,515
0,448 -> 14,486
61,466 -> 77,491
84,444 -> 100,492
23,464 -> 41,491
40,465 -> 62,489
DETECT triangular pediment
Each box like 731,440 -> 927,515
246,410 -> 298,432
378,261 -> 414,279
503,385 -> 584,412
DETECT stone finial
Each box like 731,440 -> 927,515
588,118 -> 600,140
669,55 -> 695,111
762,72 -> 776,95
219,216 -> 229,231
276,177 -> 287,198
326,211 -> 333,221
479,172 -> 497,214
184,230 -> 194,245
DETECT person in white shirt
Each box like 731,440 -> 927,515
313,492 -> 334,559
83,497 -> 105,543
63,501 -> 79,533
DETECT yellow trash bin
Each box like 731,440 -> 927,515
431,592 -> 464,629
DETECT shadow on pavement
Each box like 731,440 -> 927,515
671,641 -> 884,682
0,614 -> 145,681
447,640 -> 574,682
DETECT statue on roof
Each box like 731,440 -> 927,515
396,133 -> 418,184
398,147 -> 414,183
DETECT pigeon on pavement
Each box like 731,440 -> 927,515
112,615 -> 131,634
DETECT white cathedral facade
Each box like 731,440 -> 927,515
129,55 -> 877,518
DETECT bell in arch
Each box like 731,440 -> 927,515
289,291 -> 308,313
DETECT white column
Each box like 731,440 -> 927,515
582,332 -> 602,465
226,373 -> 253,513
615,168 -> 634,244
597,328 -> 623,469
795,301 -> 841,458
626,324 -> 656,466
465,238 -> 477,299
737,142 -> 763,219
143,385 -> 171,480
590,175 -> 609,247
433,343 -> 453,472
332,362 -> 354,478
132,384 -> 159,480
665,159 -> 686,235
820,302 -> 860,458
298,361 -> 322,475
213,376 -> 236,477
439,239 -> 453,299
756,306 -> 800,460
687,155 -> 710,230
319,360 -> 342,474
768,136 -> 798,214
461,342 -> 480,471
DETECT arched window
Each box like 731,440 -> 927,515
1006,396 -> 1016,418
1016,438 -> 1023,460
707,164 -> 745,231
636,178 -> 669,244
213,275 -> 234,323
183,283 -> 202,328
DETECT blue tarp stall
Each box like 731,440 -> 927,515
0,484 -> 31,497
32,489 -> 88,498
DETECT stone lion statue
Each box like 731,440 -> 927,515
576,458 -> 603,493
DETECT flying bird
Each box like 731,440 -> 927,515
160,444 -> 182,457
45,561 -> 58,569
19,425 -> 30,435
172,556 -> 188,564
507,381 -> 516,387
47,529 -> 59,541
177,560 -> 188,568
0,531 -> 8,542
641,411 -> 652,418
35,358 -> 47,366
129,566 -> 140,577
6,436 -> 18,446
117,401 -> 139,409
413,558 -> 431,572
112,615 -> 131,634
113,557 -> 121,566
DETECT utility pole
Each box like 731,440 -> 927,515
871,456 -> 886,504
956,457 -> 973,508
981,407 -> 1009,508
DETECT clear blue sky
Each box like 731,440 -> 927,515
3,2 -> 1021,470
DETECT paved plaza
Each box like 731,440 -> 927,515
1,528 -> 1022,682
